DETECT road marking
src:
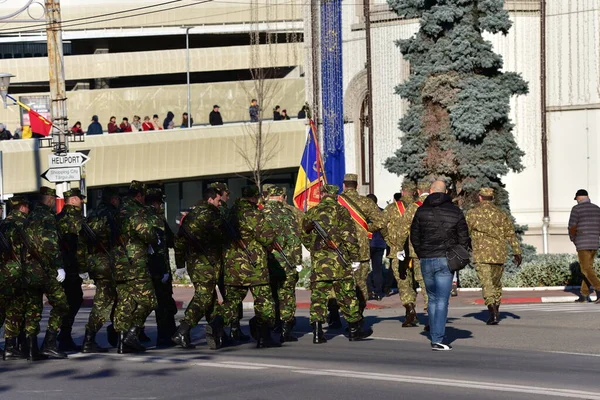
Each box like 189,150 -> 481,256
547,351 -> 600,358
193,362 -> 267,370
292,369 -> 600,399
220,361 -> 306,369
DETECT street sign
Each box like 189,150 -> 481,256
41,167 -> 81,183
48,152 -> 90,168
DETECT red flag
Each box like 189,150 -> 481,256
29,109 -> 52,137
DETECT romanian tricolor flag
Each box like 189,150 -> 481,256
293,120 -> 326,211
7,94 -> 52,137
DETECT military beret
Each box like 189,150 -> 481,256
209,182 -> 229,193
241,185 -> 260,198
401,180 -> 417,191
267,186 -> 285,197
343,173 -> 358,183
129,180 -> 147,195
8,195 -> 30,208
146,187 -> 165,202
63,188 -> 86,199
322,184 -> 339,195
479,187 -> 495,197
417,181 -> 431,191
39,186 -> 57,197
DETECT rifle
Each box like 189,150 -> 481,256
81,219 -> 116,267
0,223 -> 22,269
222,216 -> 256,268
272,241 -> 293,269
104,211 -> 134,267
179,222 -> 216,268
312,220 -> 349,267
16,224 -> 45,266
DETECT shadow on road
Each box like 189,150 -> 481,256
463,310 -> 521,323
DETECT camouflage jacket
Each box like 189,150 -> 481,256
465,201 -> 521,264
223,198 -> 277,286
116,197 -> 160,281
381,199 -> 411,258
79,202 -> 120,280
392,193 -> 428,258
339,188 -> 385,261
147,207 -> 174,278
57,204 -> 84,276
28,203 -> 62,272
263,200 -> 303,271
0,210 -> 30,288
302,196 -> 360,282
175,201 -> 223,282
285,202 -> 305,227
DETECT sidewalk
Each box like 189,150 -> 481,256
67,285 -> 592,310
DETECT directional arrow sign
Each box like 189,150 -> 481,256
41,167 -> 81,183
48,152 -> 90,168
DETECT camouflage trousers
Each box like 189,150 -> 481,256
220,285 -> 274,326
272,272 -> 299,323
2,290 -> 43,337
310,279 -> 361,324
1,290 -> 24,338
397,258 -> 429,307
354,261 -> 370,311
182,280 -> 217,328
86,279 -> 117,333
114,278 -> 157,332
43,277 -> 69,332
475,263 -> 504,306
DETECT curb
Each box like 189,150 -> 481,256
473,294 -> 597,305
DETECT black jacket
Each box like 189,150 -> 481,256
410,192 -> 470,259
209,111 -> 223,126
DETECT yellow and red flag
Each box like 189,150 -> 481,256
7,94 -> 52,137
293,120 -> 326,211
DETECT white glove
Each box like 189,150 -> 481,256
295,265 -> 303,273
79,272 -> 89,280
175,268 -> 186,279
157,236 -> 162,246
351,262 -> 360,272
161,273 -> 170,283
397,251 -> 406,261
56,268 -> 66,283
147,244 -> 155,255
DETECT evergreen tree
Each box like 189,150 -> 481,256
384,0 -> 528,212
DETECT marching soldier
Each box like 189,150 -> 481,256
282,192 -> 304,227
56,188 -> 86,351
172,187 -> 224,348
466,188 -> 522,324
302,184 -> 372,343
79,187 -> 120,353
390,181 -> 431,325
338,174 -> 385,315
114,181 -> 159,354
262,186 -> 303,343
28,187 -> 69,359
208,185 -> 281,349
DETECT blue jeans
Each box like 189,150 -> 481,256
420,258 -> 453,344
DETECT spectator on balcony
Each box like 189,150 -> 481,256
209,105 -> 223,126
142,116 -> 154,131
132,115 -> 142,131
120,117 -> 133,133
87,115 -> 103,135
180,112 -> 193,128
281,109 -> 290,120
298,103 -> 309,119
107,116 -> 120,134
0,123 -> 14,140
273,105 -> 282,121
152,114 -> 163,131
163,111 -> 175,130
249,99 -> 259,122
71,121 -> 84,135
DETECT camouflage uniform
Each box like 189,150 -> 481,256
466,188 -> 521,309
381,195 -> 413,297
262,186 -> 303,340
339,174 -> 385,312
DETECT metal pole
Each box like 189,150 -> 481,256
364,0 -> 375,193
186,27 -> 192,128
45,0 -> 69,212
0,151 -> 4,219
310,0 -> 320,125
540,0 -> 549,254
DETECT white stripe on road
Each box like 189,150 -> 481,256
220,361 -> 305,369
547,351 -> 600,358
292,369 -> 600,399
193,362 -> 267,370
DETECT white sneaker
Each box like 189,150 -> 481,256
431,343 -> 453,351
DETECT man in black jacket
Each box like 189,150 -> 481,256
410,180 -> 470,351
209,105 -> 223,126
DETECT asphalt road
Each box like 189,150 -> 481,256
1,303 -> 600,400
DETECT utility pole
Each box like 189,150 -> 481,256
45,0 -> 69,212
363,0 -> 375,193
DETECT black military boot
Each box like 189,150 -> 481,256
486,305 -> 498,325
117,331 -> 133,354
205,316 -> 225,350
230,319 -> 250,342
171,322 -> 196,349
256,324 -> 281,349
40,329 -> 68,359
3,337 -> 27,360
248,316 -> 259,341
123,327 -> 146,352
327,299 -> 342,329
311,322 -> 327,344
280,319 -> 298,343
27,335 -> 48,361
402,303 -> 418,327
106,324 -> 118,348
17,331 -> 26,353
57,327 -> 80,352
138,327 -> 151,342
82,329 -> 109,353
348,320 -> 373,341
492,304 -> 500,325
